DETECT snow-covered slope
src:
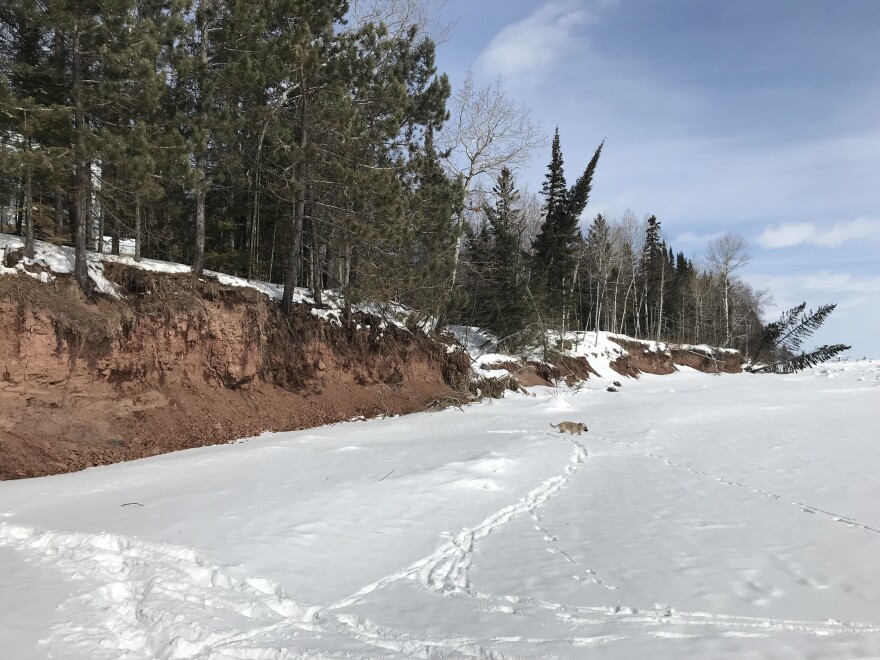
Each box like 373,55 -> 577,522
0,234 -> 426,331
2,360 -> 879,658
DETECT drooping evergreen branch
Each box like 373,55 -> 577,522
749,344 -> 851,374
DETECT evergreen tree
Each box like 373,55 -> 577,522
638,214 -> 666,338
531,131 -> 603,328
669,250 -> 694,341
541,129 -> 567,218
480,167 -> 529,345
748,303 -> 849,373
0,2 -> 71,256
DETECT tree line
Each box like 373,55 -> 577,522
1,0 -> 461,317
459,129 -> 765,355
0,1 -> 847,365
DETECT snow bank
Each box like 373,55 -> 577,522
0,233 -> 424,333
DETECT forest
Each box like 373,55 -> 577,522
1,0 -> 768,355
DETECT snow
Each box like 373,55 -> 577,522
3,360 -> 880,658
446,326 -> 498,358
0,234 -> 416,325
548,331 -> 630,377
445,327 -> 630,382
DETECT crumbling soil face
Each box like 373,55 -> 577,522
609,356 -> 641,379
485,355 -> 599,389
669,347 -> 744,374
607,338 -> 677,376
607,337 -> 745,377
551,354 -> 600,386
0,271 -> 470,480
485,361 -> 553,388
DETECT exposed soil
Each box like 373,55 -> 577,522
0,270 -> 471,480
607,336 -> 745,377
669,347 -> 745,374
551,354 -> 602,386
607,338 -> 678,376
0,266 -> 747,481
484,361 -> 553,388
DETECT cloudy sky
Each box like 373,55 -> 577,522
432,0 -> 880,357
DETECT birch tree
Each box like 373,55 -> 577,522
438,71 -> 541,306
706,232 -> 749,347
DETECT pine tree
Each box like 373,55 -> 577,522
749,303 -> 850,373
307,19 -> 453,317
751,344 -> 851,374
481,167 -> 530,345
541,128 -> 567,217
531,128 -> 566,280
532,132 -> 603,328
1,2 -> 71,256
638,214 -> 666,338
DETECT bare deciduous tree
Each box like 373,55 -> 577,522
438,70 -> 542,298
518,189 -> 543,252
706,232 -> 749,346
348,0 -> 453,42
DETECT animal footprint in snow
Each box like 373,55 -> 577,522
654,603 -> 675,617
591,577 -> 619,591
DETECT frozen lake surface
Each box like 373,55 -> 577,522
2,360 -> 880,659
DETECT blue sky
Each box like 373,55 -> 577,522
432,0 -> 880,357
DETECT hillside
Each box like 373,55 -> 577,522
1,234 -> 744,479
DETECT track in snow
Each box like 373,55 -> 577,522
329,435 -> 589,609
600,435 -> 880,536
4,428 -> 880,658
0,434 -> 588,659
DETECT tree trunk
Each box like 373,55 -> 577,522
111,192 -> 120,256
192,0 -> 209,277
85,163 -> 94,250
305,188 -> 322,306
656,261 -> 666,341
96,185 -> 105,254
14,186 -> 24,236
249,121 -> 269,281
54,187 -> 64,238
618,276 -> 633,335
193,168 -> 205,274
23,163 -> 34,259
282,194 -> 305,316
72,25 -> 89,291
723,275 -> 731,347
134,196 -> 142,262
282,74 -> 308,317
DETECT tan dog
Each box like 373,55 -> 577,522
550,421 -> 588,435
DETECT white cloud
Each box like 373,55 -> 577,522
475,2 -> 602,79
757,218 -> 880,249
755,223 -> 817,249
746,271 -> 880,296
674,230 -> 725,246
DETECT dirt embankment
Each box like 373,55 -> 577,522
607,337 -> 745,376
0,268 -> 471,480
480,338 -> 744,393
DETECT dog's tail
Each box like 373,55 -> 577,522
549,422 -> 559,428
